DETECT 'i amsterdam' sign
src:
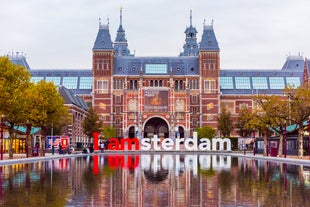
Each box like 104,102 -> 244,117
107,132 -> 232,151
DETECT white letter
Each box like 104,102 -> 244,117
184,132 -> 198,150
175,138 -> 184,150
153,135 -> 161,150
198,138 -> 211,150
162,138 -> 174,150
212,138 -> 232,151
141,138 -> 151,150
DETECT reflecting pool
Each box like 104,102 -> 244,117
0,154 -> 309,207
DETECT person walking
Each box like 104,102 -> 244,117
100,142 -> 104,153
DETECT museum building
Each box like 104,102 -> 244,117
11,10 -> 310,140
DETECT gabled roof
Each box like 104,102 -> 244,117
8,53 -> 30,70
58,85 -> 88,111
199,23 -> 220,51
93,23 -> 113,51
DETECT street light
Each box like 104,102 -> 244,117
253,129 -> 256,156
1,115 -> 4,160
26,120 -> 31,158
51,122 -> 54,155
284,122 -> 287,158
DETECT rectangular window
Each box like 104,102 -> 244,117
220,77 -> 233,89
269,77 -> 285,89
31,76 -> 44,83
204,80 -> 217,93
235,77 -> 251,89
97,80 -> 109,94
286,77 -> 300,88
145,64 -> 167,74
116,96 -> 121,103
252,77 -> 268,89
79,77 -> 93,89
63,77 -> 78,89
45,76 -> 61,85
116,106 -> 121,115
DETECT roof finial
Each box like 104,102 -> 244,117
190,9 -> 193,26
120,6 -> 123,26
107,17 -> 110,25
99,17 -> 101,26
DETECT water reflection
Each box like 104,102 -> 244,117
0,154 -> 309,207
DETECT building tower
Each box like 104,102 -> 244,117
180,10 -> 199,56
114,7 -> 131,57
198,20 -> 220,130
92,19 -> 114,127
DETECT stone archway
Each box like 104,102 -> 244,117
128,126 -> 136,138
144,117 -> 169,138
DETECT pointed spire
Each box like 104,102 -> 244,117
120,6 -> 123,26
180,9 -> 198,56
114,7 -> 131,57
190,9 -> 193,26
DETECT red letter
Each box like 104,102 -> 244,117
93,132 -> 100,150
108,138 -> 120,150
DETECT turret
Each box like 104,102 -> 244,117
114,7 -> 131,57
199,20 -> 219,51
180,10 -> 198,56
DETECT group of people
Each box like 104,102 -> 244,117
81,142 -> 106,154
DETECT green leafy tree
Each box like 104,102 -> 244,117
195,126 -> 215,139
0,57 -> 32,158
25,80 -> 67,156
102,126 -> 117,139
235,107 -> 255,137
255,94 -> 288,156
82,107 -> 102,140
284,86 -> 310,158
217,108 -> 234,137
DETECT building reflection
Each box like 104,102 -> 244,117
0,155 -> 309,206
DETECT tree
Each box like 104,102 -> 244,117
217,108 -> 234,137
255,94 -> 288,157
82,107 -> 102,140
195,126 -> 215,139
284,86 -> 310,158
235,107 -> 255,137
25,80 -> 67,156
0,57 -> 32,158
102,126 -> 117,139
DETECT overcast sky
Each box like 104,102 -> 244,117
1,0 -> 310,69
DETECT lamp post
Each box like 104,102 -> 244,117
266,126 -> 269,156
253,129 -> 256,156
1,115 -> 4,160
51,122 -> 54,155
308,117 -> 310,157
25,121 -> 31,158
284,122 -> 287,158
243,130 -> 246,155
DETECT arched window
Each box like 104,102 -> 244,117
175,80 -> 179,90
180,80 -> 183,90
